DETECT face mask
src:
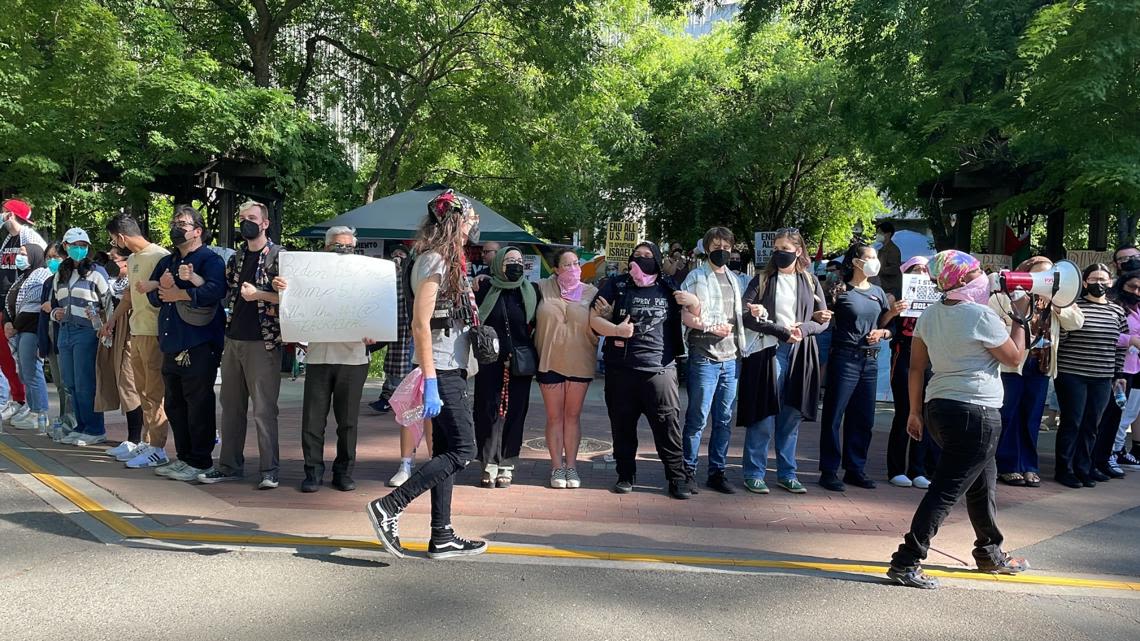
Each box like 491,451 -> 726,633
392,254 -> 406,266
630,255 -> 658,276
629,260 -> 657,287
557,265 -> 581,289
46,257 -> 61,274
727,260 -> 743,272
875,234 -> 885,244
67,246 -> 89,262
14,255 -> 29,271
708,249 -> 729,268
170,226 -> 188,245
1087,282 -> 1108,298
826,271 -> 839,283
504,263 -> 525,282
772,250 -> 798,270
1121,257 -> 1140,274
467,221 -> 481,245
946,274 -> 992,305
605,268 -> 618,279
1119,290 -> 1140,307
239,219 -> 261,241
858,257 -> 881,278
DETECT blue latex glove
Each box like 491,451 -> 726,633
422,377 -> 443,419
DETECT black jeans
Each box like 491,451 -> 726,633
1093,376 -> 1131,470
301,363 -> 369,478
604,365 -> 687,483
473,360 -> 533,470
891,399 -> 1004,570
161,342 -> 221,470
886,348 -> 938,479
381,370 -> 474,529
1054,372 -> 1112,480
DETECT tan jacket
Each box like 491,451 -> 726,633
534,278 -> 599,379
989,293 -> 1084,378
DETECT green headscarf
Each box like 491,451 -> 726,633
477,246 -> 537,323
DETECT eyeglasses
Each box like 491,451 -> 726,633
560,261 -> 581,268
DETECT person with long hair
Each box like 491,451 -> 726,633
818,242 -> 906,491
51,228 -> 112,445
887,250 -> 1031,589
990,256 -> 1084,488
367,189 -> 487,560
1053,263 -> 1128,488
4,240 -> 52,432
737,228 -> 830,494
96,246 -> 145,461
36,242 -> 74,437
534,248 -> 598,489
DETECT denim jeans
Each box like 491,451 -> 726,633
743,342 -> 801,481
57,323 -> 103,435
682,355 -> 739,477
0,353 -> 9,406
996,357 -> 1048,474
819,346 -> 879,474
14,332 -> 48,414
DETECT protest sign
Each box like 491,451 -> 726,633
974,254 -> 1012,273
901,273 -> 941,318
279,252 -> 397,343
523,254 -> 542,282
754,231 -> 776,266
606,220 -> 642,270
1066,249 -> 1113,270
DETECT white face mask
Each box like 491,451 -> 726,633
875,234 -> 885,244
859,258 -> 881,278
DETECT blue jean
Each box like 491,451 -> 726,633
819,346 -> 879,474
0,355 -> 8,406
744,342 -> 801,481
57,324 -> 103,435
14,332 -> 48,414
682,355 -> 739,477
996,358 -> 1049,474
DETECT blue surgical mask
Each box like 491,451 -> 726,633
67,246 -> 89,262
14,255 -> 29,271
46,258 -> 61,274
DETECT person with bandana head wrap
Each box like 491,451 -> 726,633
591,241 -> 691,499
886,249 -> 1032,589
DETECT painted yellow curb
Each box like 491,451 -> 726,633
2,440 -> 1138,592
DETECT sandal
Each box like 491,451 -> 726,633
1023,472 -> 1041,487
998,472 -> 1026,486
480,472 -> 494,488
495,475 -> 512,489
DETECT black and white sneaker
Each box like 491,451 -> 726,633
366,499 -> 405,559
428,527 -> 488,560
886,565 -> 939,589
1118,449 -> 1140,470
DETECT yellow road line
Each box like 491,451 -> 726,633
2,440 -> 1138,592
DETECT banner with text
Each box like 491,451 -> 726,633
279,252 -> 397,343
754,231 -> 776,266
973,253 -> 1013,273
1066,250 -> 1114,270
901,273 -> 941,318
606,220 -> 642,272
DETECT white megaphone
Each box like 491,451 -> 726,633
997,259 -> 1082,308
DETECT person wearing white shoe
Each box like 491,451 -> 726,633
108,440 -> 140,461
0,199 -> 45,418
5,240 -> 53,437
912,476 -> 931,489
125,443 -> 169,469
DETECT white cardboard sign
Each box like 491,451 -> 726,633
901,273 -> 941,318
279,252 -> 397,343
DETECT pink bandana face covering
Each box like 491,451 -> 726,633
946,273 -> 991,305
557,265 -> 584,302
629,261 -> 657,287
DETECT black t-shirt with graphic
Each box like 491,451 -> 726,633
595,278 -> 677,371
227,249 -> 263,341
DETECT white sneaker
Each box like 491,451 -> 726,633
59,430 -> 86,445
889,474 -> 913,488
75,433 -> 107,447
912,476 -> 931,489
10,411 -> 42,430
565,468 -> 581,489
8,405 -> 30,424
169,464 -> 210,482
108,441 -> 139,460
126,445 -> 168,469
387,462 -> 413,487
155,460 -> 186,477
1,401 -> 23,422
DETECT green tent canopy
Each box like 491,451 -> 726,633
297,184 -> 543,243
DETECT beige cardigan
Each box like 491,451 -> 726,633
989,293 -> 1084,377
534,277 -> 599,379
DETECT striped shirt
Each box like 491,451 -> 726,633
1056,298 -> 1127,378
51,266 -> 111,328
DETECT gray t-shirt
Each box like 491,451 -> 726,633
689,271 -> 738,362
410,251 -> 472,372
914,300 -> 1010,408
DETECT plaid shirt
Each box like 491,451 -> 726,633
383,261 -> 413,384
224,239 -> 282,351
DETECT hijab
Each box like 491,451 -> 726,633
477,246 -> 537,323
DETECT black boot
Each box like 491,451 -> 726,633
301,467 -> 322,493
332,473 -> 356,492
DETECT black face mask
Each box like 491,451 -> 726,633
504,263 -> 525,282
239,219 -> 261,241
1121,257 -> 1140,274
631,255 -> 659,275
727,260 -> 743,272
772,250 -> 798,269
1087,282 -> 1108,297
170,226 -> 188,245
1119,290 -> 1140,307
708,249 -> 729,268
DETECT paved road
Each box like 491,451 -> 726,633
1,473 -> 1137,641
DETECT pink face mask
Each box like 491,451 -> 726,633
557,265 -> 583,302
946,273 -> 992,305
629,260 -> 657,287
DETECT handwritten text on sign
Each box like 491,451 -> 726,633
901,273 -> 941,318
279,252 -> 397,343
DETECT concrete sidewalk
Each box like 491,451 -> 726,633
3,376 -> 1139,577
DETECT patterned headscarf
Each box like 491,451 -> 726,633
929,249 -> 980,292
427,189 -> 473,224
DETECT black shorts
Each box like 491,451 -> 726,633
537,370 -> 592,385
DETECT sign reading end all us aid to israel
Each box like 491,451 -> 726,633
279,252 -> 397,343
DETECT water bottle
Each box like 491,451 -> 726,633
1115,388 -> 1128,409
86,303 -> 113,348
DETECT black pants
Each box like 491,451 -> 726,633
604,365 -> 687,483
1054,372 -> 1112,480
886,350 -> 938,478
473,361 -> 533,470
301,363 -> 369,478
161,342 -> 221,470
1093,375 -> 1132,470
382,370 -> 474,529
891,399 -> 1004,570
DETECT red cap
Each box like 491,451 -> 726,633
1,199 -> 31,222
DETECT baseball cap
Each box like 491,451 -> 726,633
63,228 -> 91,244
1,199 -> 31,222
